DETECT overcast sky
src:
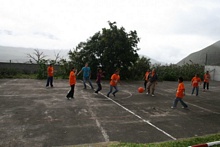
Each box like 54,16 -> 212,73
1,0 -> 220,64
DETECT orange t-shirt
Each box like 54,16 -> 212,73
47,66 -> 54,77
145,72 -> 150,80
191,77 -> 201,87
69,71 -> 76,85
204,74 -> 210,83
110,74 -> 120,86
176,82 -> 185,98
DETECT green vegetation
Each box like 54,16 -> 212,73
153,63 -> 204,81
0,68 -> 36,79
68,21 -> 141,80
110,133 -> 220,147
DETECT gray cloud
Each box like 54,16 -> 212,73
0,30 -> 13,35
33,32 -> 59,40
170,6 -> 220,39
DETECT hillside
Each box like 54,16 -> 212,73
0,46 -> 70,63
177,41 -> 220,66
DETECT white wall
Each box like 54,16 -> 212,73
205,66 -> 220,81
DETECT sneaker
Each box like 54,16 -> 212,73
107,94 -> 109,97
94,92 -> 98,95
66,96 -> 70,100
112,93 -> 115,97
152,94 -> 155,97
171,106 -> 176,109
146,92 -> 149,95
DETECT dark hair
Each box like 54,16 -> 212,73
178,77 -> 183,82
71,67 -> 75,70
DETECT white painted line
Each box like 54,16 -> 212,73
188,103 -> 220,115
98,91 -> 177,140
156,90 -> 220,115
83,81 -> 176,140
0,95 -> 20,96
120,90 -> 133,99
81,92 -> 110,142
94,117 -> 110,142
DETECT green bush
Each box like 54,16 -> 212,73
0,68 -> 20,78
152,64 -> 204,81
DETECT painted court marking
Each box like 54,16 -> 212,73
120,90 -> 133,99
80,90 -> 110,142
83,81 -> 176,140
98,91 -> 177,140
187,103 -> 220,115
156,90 -> 220,115
82,84 -> 176,142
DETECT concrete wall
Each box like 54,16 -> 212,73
0,62 -> 59,74
205,65 -> 220,81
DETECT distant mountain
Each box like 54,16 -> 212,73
0,45 -> 164,65
0,46 -> 70,63
140,55 -> 165,65
177,41 -> 220,66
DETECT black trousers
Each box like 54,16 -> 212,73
203,82 -> 209,90
66,84 -> 75,98
95,82 -> 102,93
46,76 -> 53,87
144,80 -> 148,90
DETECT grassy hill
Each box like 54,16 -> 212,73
177,41 -> 220,66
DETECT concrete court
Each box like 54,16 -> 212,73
0,79 -> 220,147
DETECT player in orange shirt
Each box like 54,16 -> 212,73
171,77 -> 188,109
146,69 -> 158,96
203,71 -> 211,92
143,69 -> 151,91
46,64 -> 54,87
191,74 -> 201,96
107,70 -> 120,97
66,67 -> 77,100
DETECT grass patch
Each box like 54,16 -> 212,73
111,133 -> 220,147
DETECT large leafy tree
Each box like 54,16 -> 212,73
130,56 -> 151,80
69,21 -> 140,79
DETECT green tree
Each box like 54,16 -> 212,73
68,21 -> 140,79
130,56 -> 151,80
